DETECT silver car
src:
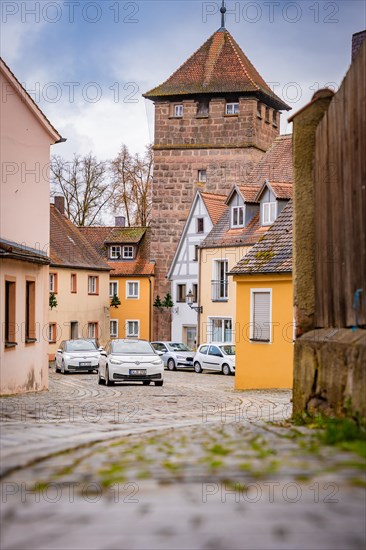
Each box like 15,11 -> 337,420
98,339 -> 164,386
193,343 -> 236,375
151,341 -> 195,371
55,339 -> 101,374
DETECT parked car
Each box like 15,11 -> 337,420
193,343 -> 236,375
150,341 -> 195,370
83,338 -> 101,349
55,339 -> 101,374
98,339 -> 164,386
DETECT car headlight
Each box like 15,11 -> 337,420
110,358 -> 122,365
152,359 -> 163,365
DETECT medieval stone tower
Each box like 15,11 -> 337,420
144,19 -> 290,339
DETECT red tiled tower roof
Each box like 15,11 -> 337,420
144,29 -> 290,111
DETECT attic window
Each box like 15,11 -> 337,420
123,246 -> 134,259
273,110 -> 278,127
174,104 -> 183,118
110,245 -> 122,259
262,202 -> 277,225
197,218 -> 204,234
231,206 -> 244,228
225,103 -> 239,115
257,102 -> 262,118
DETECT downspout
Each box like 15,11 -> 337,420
197,246 -> 202,346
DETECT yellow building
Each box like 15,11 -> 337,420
48,200 -> 111,360
230,201 -> 293,389
80,221 -> 154,341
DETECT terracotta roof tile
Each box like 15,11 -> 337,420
237,184 -> 262,203
200,210 -> 268,249
200,192 -> 227,224
246,135 -> 293,184
79,226 -> 154,277
268,182 -> 293,199
50,206 -> 110,270
144,30 -> 290,111
230,201 -> 292,274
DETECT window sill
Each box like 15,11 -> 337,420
250,339 -> 270,343
126,297 -> 139,300
71,291 -> 77,294
272,123 -> 278,128
265,120 -> 270,124
88,293 -> 99,296
196,115 -> 209,119
168,116 -> 183,120
224,114 -> 239,118
212,299 -> 229,303
257,114 -> 262,120
25,338 -> 38,344
5,341 -> 18,349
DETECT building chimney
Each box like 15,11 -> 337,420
115,216 -> 126,227
352,30 -> 366,61
54,196 -> 65,215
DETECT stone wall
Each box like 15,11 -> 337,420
293,329 -> 366,421
151,96 -> 280,339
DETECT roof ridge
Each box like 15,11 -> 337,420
225,32 -> 258,91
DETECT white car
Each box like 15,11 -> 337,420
150,341 -> 195,370
98,339 -> 164,386
55,339 -> 101,374
193,343 -> 236,375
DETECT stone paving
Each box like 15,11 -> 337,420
0,368 -> 365,549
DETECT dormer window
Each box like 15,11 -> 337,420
226,102 -> 239,115
123,246 -> 134,259
197,100 -> 209,117
110,245 -> 122,259
262,202 -> 277,225
231,206 -> 244,228
174,104 -> 183,117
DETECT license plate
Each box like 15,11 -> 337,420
129,369 -> 146,375
79,362 -> 91,367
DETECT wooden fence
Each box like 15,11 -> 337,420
314,40 -> 366,328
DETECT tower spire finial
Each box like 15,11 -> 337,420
220,0 -> 226,29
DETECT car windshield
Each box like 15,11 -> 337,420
112,340 -> 155,355
65,340 -> 97,352
220,345 -> 236,356
168,343 -> 192,352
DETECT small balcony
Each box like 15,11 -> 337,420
211,280 -> 228,302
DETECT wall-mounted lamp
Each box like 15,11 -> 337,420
186,289 -> 203,313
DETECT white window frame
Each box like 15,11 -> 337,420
198,169 -> 207,182
262,201 -> 277,225
207,317 -> 233,343
110,245 -> 122,259
126,280 -> 140,299
212,259 -> 228,301
126,320 -> 139,338
174,104 -> 183,117
231,205 -> 245,228
250,288 -> 272,343
48,323 -> 56,343
88,322 -> 97,339
225,102 -> 239,115
123,246 -> 134,259
110,319 -> 119,338
109,281 -> 119,298
49,273 -> 56,292
88,276 -> 98,294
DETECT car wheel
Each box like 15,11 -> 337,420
97,369 -> 105,385
105,367 -> 114,386
222,364 -> 231,376
143,381 -> 151,385
167,358 -> 176,371
194,362 -> 202,373
155,380 -> 164,386
55,364 -> 61,373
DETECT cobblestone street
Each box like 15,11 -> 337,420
1,369 -> 365,549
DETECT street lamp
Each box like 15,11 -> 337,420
186,289 -> 203,314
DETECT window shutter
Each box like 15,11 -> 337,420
253,292 -> 271,341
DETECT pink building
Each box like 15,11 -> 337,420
0,58 -> 64,395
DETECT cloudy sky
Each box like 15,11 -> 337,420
2,0 -> 365,160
